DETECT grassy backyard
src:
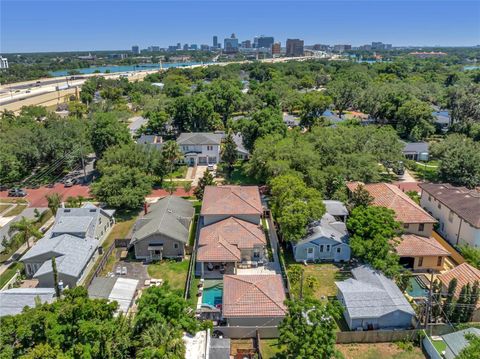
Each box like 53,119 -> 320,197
406,160 -> 439,182
337,343 -> 426,359
3,204 -> 28,217
260,339 -> 285,359
0,262 -> 24,289
147,259 -> 189,292
221,162 -> 259,185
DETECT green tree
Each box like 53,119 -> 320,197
193,171 -> 215,200
9,216 -> 43,249
91,165 -> 153,209
347,206 -> 402,277
299,92 -> 332,129
46,193 -> 62,216
459,246 -> 480,269
162,140 -> 183,178
395,99 -> 435,140
443,278 -> 458,320
465,281 -> 480,322
67,101 -> 87,119
90,112 -> 131,158
169,93 -> 221,132
239,107 -> 287,151
278,299 -> 339,359
270,174 -> 325,242
221,130 -> 238,172
431,134 -> 480,189
348,184 -> 373,209
206,79 -> 242,125
452,284 -> 470,323
457,333 -> 480,359
137,321 -> 185,359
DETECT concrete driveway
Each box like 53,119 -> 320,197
192,166 -> 208,186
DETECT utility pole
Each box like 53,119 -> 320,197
80,141 -> 87,183
299,270 -> 304,300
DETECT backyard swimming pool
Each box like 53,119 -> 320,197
407,276 -> 428,298
202,282 -> 223,307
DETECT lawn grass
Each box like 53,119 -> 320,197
260,339 -> 285,359
337,343 -> 426,359
0,262 -> 24,289
170,165 -> 188,179
222,162 -> 259,185
147,259 -> 189,292
0,198 -> 28,204
407,161 -> 439,182
431,339 -> 447,354
0,204 -> 12,213
4,204 -> 28,217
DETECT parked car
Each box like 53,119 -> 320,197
207,164 -> 215,172
8,188 -> 27,197
64,178 -> 77,187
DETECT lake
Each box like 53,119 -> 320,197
50,61 -> 212,77
464,65 -> 480,71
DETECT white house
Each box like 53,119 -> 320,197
177,132 -> 223,166
420,183 -> 480,247
292,201 -> 351,263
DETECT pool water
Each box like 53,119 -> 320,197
202,284 -> 223,306
407,277 -> 428,298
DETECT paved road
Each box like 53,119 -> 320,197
0,184 -> 91,207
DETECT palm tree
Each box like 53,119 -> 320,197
138,321 -> 185,358
46,193 -> 63,216
162,140 -> 183,176
9,217 -> 43,249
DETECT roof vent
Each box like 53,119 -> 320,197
167,209 -> 173,213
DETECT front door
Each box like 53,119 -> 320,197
189,157 -> 195,166
307,247 -> 314,260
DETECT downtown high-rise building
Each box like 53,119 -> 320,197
272,42 -> 281,55
224,33 -> 239,53
286,39 -> 304,56
131,45 -> 140,55
213,36 -> 218,48
254,35 -> 274,49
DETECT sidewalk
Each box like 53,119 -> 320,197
0,216 -> 55,276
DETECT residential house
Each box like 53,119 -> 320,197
0,288 -> 56,317
129,196 -> 194,260
233,133 -> 249,160
293,200 -> 351,262
88,277 -> 139,314
441,328 -> 480,359
137,134 -> 164,151
347,182 -> 437,237
183,329 -> 230,359
419,183 -> 480,247
222,274 -> 287,326
403,142 -> 429,161
395,234 -> 450,271
22,204 -> 115,288
336,266 -> 416,330
177,132 -> 223,166
200,186 -> 263,226
197,217 -> 266,277
438,263 -> 480,322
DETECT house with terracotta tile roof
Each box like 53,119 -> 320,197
201,186 -> 263,226
197,217 -> 267,277
419,183 -> 480,248
347,182 -> 436,237
222,274 -> 287,326
438,263 -> 480,321
395,234 -> 450,271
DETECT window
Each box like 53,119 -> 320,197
449,210 -> 454,223
418,223 -> 425,232
336,248 -> 341,253
438,203 -> 442,209
254,249 -> 260,258
319,245 -> 324,252
418,257 -> 424,267
326,245 -> 330,252
207,145 -> 213,151
307,247 -> 314,254
174,243 -> 179,249
403,223 -> 410,229
437,256 -> 443,266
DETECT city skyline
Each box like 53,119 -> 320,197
1,0 -> 479,53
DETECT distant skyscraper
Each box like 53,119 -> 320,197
224,33 -> 239,54
333,44 -> 352,52
255,35 -> 274,49
241,40 -> 252,48
213,36 -> 218,48
131,45 -> 140,55
177,43 -> 181,50
286,39 -> 304,56
190,44 -> 198,50
313,44 -> 329,51
0,56 -> 9,69
183,43 -> 189,51
272,42 -> 281,55
201,44 -> 210,51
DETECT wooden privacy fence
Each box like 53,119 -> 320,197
114,238 -> 131,248
84,242 -> 115,288
335,329 -> 421,344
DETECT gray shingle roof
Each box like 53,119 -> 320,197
403,142 -> 429,154
130,196 -> 194,245
323,200 -> 348,217
177,132 -> 223,145
52,205 -> 114,239
336,265 -> 415,320
88,277 -> 117,299
442,328 -> 480,357
25,234 -> 98,278
298,213 -> 349,246
209,338 -> 231,359
233,133 -> 249,155
0,288 -> 56,317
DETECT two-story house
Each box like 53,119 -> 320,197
177,132 -> 223,166
22,204 -> 115,288
196,186 -> 265,277
420,183 -> 480,248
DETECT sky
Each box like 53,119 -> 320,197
1,0 -> 479,53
